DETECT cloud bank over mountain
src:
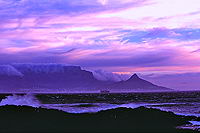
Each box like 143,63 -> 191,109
92,69 -> 129,81
0,64 -> 171,92
0,63 -> 199,90
0,0 -> 200,90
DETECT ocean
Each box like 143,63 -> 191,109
0,91 -> 200,130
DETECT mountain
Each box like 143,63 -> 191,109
0,64 -> 103,92
0,64 -> 172,92
105,74 -> 172,92
0,65 -> 23,77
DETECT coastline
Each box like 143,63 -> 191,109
0,105 -> 198,132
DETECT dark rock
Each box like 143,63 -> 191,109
0,105 -> 197,132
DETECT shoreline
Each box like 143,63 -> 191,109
0,90 -> 200,94
0,105 -> 198,132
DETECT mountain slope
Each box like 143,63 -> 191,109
106,74 -> 172,92
0,64 -> 172,92
0,64 -> 103,92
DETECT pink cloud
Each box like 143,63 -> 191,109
0,0 -> 200,76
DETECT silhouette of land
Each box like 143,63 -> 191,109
0,64 -> 172,92
0,105 -> 197,132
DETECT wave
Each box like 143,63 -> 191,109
41,102 -> 182,114
0,94 -> 41,107
1,93 -> 200,118
0,99 -> 199,131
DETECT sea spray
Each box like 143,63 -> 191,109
0,94 -> 41,107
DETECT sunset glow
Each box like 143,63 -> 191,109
0,0 -> 200,74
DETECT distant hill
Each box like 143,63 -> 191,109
105,74 -> 172,92
0,64 -> 172,92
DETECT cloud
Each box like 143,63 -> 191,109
122,28 -> 200,43
92,69 -> 129,81
141,72 -> 200,90
0,0 -> 200,77
0,0 -> 147,20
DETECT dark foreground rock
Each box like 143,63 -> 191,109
0,105 -> 197,132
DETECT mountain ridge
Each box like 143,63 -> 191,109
105,73 -> 171,91
0,64 -> 172,92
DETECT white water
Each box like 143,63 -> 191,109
0,94 -> 41,107
42,102 -> 184,114
1,94 -> 200,130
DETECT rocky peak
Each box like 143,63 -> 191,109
127,74 -> 140,81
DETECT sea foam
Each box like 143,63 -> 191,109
0,94 -> 41,107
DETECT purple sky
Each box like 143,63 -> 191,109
0,0 -> 200,90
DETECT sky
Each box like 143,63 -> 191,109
1,0 -> 200,89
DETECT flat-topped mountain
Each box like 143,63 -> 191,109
0,64 -> 172,92
0,64 -> 101,92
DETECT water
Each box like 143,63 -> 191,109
0,94 -> 40,107
0,91 -> 200,115
1,91 -> 200,129
37,91 -> 200,116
